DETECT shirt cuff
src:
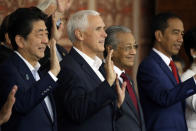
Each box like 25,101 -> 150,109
48,71 -> 58,82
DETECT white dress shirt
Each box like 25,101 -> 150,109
73,47 -> 105,82
113,65 -> 124,83
181,63 -> 196,131
153,48 -> 172,70
15,51 -> 56,122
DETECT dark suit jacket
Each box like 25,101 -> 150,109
0,45 -> 14,64
0,53 -> 58,131
39,44 -> 67,71
115,74 -> 146,131
137,50 -> 196,131
55,48 -> 117,131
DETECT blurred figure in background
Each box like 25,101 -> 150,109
37,0 -> 73,71
0,15 -> 14,63
181,28 -> 196,131
172,55 -> 184,77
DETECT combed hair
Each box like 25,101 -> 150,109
0,15 -> 10,43
37,0 -> 56,11
152,12 -> 181,42
104,25 -> 132,57
67,10 -> 100,43
8,7 -> 48,50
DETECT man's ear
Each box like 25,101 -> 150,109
15,35 -> 25,48
155,30 -> 163,42
5,33 -> 13,49
74,29 -> 84,41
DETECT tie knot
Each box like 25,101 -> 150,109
120,72 -> 128,81
169,60 -> 175,67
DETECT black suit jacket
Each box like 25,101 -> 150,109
115,74 -> 146,131
0,53 -> 58,131
55,48 -> 117,131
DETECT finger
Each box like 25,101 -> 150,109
4,85 -> 18,111
115,75 -> 121,94
9,85 -> 18,98
121,81 -> 127,93
106,49 -> 113,63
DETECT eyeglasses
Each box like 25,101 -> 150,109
118,44 -> 138,52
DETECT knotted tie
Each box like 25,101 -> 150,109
120,72 -> 139,112
169,60 -> 179,83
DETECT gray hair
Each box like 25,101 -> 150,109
105,25 -> 132,49
37,0 -> 56,11
67,10 -> 100,43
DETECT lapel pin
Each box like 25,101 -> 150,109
62,52 -> 66,56
25,74 -> 29,80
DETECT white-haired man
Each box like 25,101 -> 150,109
55,10 -> 126,131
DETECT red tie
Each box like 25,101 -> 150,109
169,60 -> 179,83
120,72 -> 139,112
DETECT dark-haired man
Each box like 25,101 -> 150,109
137,12 -> 196,131
0,7 -> 60,131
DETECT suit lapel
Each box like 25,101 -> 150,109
41,98 -> 54,123
13,53 -> 55,124
69,48 -> 102,83
56,44 -> 67,58
12,53 -> 36,85
119,76 -> 140,125
151,50 -> 178,85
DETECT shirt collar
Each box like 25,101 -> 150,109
153,48 -> 172,66
73,46 -> 102,70
113,65 -> 125,83
15,51 -> 40,72
114,65 -> 124,77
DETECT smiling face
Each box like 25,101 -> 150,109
18,20 -> 48,65
155,18 -> 184,57
112,32 -> 137,70
81,15 -> 107,58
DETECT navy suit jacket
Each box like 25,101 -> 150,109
0,53 -> 58,131
115,74 -> 146,131
0,45 -> 14,64
137,50 -> 196,131
55,48 -> 117,131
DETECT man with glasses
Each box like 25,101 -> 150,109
104,25 -> 146,131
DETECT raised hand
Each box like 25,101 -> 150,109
49,39 -> 60,76
51,13 -> 64,41
0,85 -> 17,125
115,76 -> 126,108
104,48 -> 116,86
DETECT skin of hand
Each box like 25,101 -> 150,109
0,85 -> 18,125
56,0 -> 73,13
115,76 -> 126,108
104,49 -> 116,86
49,38 -> 61,76
51,13 -> 64,41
